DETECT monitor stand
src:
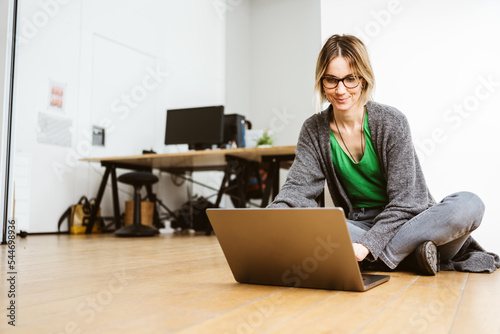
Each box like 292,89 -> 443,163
189,143 -> 214,151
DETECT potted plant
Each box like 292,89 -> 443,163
256,130 -> 274,147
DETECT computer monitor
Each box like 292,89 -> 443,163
164,106 -> 224,150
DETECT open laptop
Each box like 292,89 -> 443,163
206,208 -> 390,292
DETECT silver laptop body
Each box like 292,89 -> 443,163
206,208 -> 390,292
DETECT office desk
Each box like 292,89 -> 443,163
81,146 -> 296,233
83,145 -> 295,171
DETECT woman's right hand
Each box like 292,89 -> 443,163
352,243 -> 370,262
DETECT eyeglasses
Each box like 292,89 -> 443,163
322,75 -> 362,89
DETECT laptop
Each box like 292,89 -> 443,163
206,207 -> 390,292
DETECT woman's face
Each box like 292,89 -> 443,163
323,56 -> 364,113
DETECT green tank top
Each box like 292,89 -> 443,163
330,112 -> 389,208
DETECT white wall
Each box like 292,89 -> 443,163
226,0 -> 323,147
12,0 -> 226,232
248,0 -> 322,146
225,0 -> 251,118
13,0 -> 82,233
321,0 -> 500,254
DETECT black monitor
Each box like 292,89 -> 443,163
165,106 -> 224,150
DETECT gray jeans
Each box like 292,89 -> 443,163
347,191 -> 485,269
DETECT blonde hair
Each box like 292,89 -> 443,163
314,34 -> 375,111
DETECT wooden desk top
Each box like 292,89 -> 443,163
81,145 -> 296,170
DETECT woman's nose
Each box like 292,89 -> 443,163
336,81 -> 347,93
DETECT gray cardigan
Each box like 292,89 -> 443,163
269,101 -> 499,272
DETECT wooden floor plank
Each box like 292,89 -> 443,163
358,273 -> 464,334
175,287 -> 336,334
265,272 -> 418,334
450,270 -> 500,334
88,285 -> 291,334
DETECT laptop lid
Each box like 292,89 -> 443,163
206,208 -> 389,292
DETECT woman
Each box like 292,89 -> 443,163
268,34 -> 499,274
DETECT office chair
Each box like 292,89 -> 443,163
115,172 -> 159,237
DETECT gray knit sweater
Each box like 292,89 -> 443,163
269,101 -> 499,272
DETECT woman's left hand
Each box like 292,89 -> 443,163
352,243 -> 370,261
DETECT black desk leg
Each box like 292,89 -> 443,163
110,166 -> 121,229
236,163 -> 248,208
215,164 -> 231,207
261,159 -> 279,207
87,165 -> 112,234
272,163 -> 280,200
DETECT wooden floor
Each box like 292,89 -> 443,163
1,233 -> 500,334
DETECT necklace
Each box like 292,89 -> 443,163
333,108 -> 365,163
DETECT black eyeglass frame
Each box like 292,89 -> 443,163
321,75 -> 363,89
